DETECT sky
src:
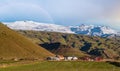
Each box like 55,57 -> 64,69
0,0 -> 120,30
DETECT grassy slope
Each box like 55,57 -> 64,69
0,61 -> 119,71
18,31 -> 120,58
54,47 -> 87,57
40,43 -> 88,57
0,23 -> 54,59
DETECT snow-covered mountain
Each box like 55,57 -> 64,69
4,21 -> 74,33
4,21 -> 119,37
70,24 -> 118,37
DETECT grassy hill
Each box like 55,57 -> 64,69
40,42 -> 88,57
18,30 -> 120,59
0,23 -> 54,60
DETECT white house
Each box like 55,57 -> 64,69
72,57 -> 78,60
67,57 -> 73,60
65,56 -> 78,61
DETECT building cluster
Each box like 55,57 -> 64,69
46,55 -> 103,61
46,55 -> 78,61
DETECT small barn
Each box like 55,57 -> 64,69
94,57 -> 103,61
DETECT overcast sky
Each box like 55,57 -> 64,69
0,0 -> 120,30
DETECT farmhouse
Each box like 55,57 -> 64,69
65,56 -> 78,61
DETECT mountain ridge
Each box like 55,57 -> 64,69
3,21 -> 120,37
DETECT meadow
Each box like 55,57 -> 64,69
0,61 -> 120,71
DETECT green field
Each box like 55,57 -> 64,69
0,61 -> 120,71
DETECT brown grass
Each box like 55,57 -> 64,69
0,23 -> 54,59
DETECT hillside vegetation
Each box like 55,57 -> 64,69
0,23 -> 54,60
18,31 -> 120,59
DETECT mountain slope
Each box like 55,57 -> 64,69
18,30 -> 120,59
0,23 -> 54,59
40,42 -> 88,57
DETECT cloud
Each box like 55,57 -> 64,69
41,0 -> 103,17
0,2 -> 54,23
0,0 -> 120,30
